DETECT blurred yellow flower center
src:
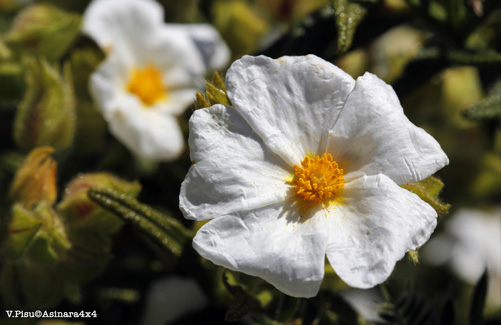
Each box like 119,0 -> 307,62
293,154 -> 344,203
127,65 -> 166,106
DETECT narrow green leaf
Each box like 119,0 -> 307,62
401,176 -> 450,218
463,81 -> 501,121
469,270 -> 488,325
447,50 -> 501,66
95,188 -> 192,241
87,188 -> 192,257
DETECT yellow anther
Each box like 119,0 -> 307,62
293,154 -> 344,203
127,65 -> 166,106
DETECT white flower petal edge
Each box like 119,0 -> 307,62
325,174 -> 437,288
165,23 -> 231,72
106,104 -> 184,160
83,0 -> 163,54
328,72 -> 449,184
193,205 -> 329,298
180,104 -> 292,221
226,55 -> 355,166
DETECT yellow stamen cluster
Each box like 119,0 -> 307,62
127,65 -> 166,106
293,154 -> 344,203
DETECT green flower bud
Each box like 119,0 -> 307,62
13,59 -> 76,151
57,173 -> 141,284
5,4 -> 81,61
9,146 -> 57,208
1,202 -> 71,309
58,173 -> 141,230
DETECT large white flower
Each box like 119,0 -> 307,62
83,0 -> 230,160
179,55 -> 449,297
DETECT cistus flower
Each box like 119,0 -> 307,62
83,0 -> 230,160
180,55 -> 449,297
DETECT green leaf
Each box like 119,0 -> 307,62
463,80 -> 501,121
87,188 -> 192,257
332,0 -> 369,54
447,50 -> 501,67
401,176 -> 450,218
469,270 -> 488,325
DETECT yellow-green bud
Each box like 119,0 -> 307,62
1,202 -> 71,309
57,173 -> 140,284
9,146 -> 57,208
14,59 -> 76,151
5,4 -> 81,60
58,173 -> 141,232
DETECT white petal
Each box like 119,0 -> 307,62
165,23 -> 231,71
157,88 -> 197,116
327,72 -> 449,184
193,204 -> 329,297
107,103 -> 184,160
326,174 -> 437,288
83,0 -> 163,55
180,104 -> 292,221
89,54 -> 130,116
149,27 -> 206,87
225,55 -> 355,166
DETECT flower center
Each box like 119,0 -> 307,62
293,154 -> 344,203
127,65 -> 166,106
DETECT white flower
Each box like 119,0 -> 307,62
179,55 -> 449,297
83,0 -> 230,160
423,207 -> 501,308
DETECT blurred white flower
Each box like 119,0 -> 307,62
140,277 -> 208,325
83,0 -> 230,160
423,207 -> 501,308
180,55 -> 448,297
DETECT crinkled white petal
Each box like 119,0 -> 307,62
83,0 -> 163,55
180,104 -> 292,221
165,23 -> 231,71
193,204 -> 329,297
325,174 -> 437,288
327,72 -> 449,184
225,55 -> 355,166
